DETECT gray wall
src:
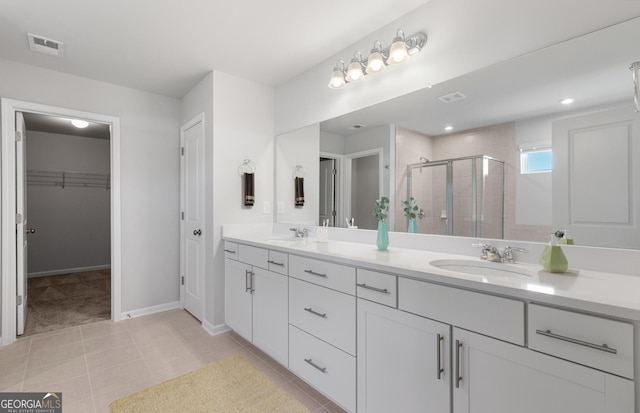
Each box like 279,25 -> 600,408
26,130 -> 110,276
0,57 -> 182,319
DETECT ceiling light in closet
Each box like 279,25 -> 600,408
560,97 -> 575,105
71,119 -> 89,128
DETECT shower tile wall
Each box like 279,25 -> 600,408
395,127 -> 433,232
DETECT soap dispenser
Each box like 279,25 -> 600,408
539,233 -> 568,273
558,229 -> 574,245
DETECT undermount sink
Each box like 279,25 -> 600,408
263,236 -> 310,246
429,259 -> 535,278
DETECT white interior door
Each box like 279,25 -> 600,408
552,106 -> 640,248
16,112 -> 27,335
319,158 -> 336,226
180,115 -> 205,321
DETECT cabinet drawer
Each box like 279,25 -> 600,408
223,241 -> 239,260
267,250 -> 288,275
399,278 -> 525,345
528,304 -> 634,379
289,255 -> 355,294
289,325 -> 356,412
238,244 -> 268,269
356,269 -> 397,308
289,278 -> 356,355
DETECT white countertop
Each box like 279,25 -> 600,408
223,232 -> 640,321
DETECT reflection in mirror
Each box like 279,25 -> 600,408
276,17 -> 640,249
406,155 -> 504,238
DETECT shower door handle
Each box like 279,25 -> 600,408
25,228 -> 36,234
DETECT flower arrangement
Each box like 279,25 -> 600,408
373,196 -> 390,221
401,197 -> 419,219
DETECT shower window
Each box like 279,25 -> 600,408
520,143 -> 552,174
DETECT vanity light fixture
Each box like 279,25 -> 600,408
560,97 -> 575,105
328,28 -> 427,89
631,61 -> 640,112
71,119 -> 89,128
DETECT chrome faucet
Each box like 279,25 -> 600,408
500,245 -> 527,264
473,243 -> 502,262
289,227 -> 309,238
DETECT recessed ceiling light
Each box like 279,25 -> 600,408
71,119 -> 89,128
444,126 -> 454,131
560,97 -> 575,105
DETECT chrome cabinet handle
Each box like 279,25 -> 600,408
224,249 -> 236,254
268,260 -> 285,266
26,228 -> 36,234
245,270 -> 254,294
436,334 -> 444,380
304,269 -> 327,278
535,329 -> 617,354
455,340 -> 463,388
356,283 -> 389,294
304,358 -> 327,373
304,307 -> 327,318
193,229 -> 202,236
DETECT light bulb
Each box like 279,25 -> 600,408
345,59 -> 364,82
365,51 -> 386,74
71,119 -> 89,128
328,69 -> 346,89
387,39 -> 409,65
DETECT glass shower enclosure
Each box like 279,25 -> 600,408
406,155 -> 505,238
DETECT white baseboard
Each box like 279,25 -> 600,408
202,319 -> 231,336
119,301 -> 180,321
28,265 -> 111,278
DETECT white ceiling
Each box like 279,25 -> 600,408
0,0 -> 430,98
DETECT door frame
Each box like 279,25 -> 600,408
1,98 -> 122,346
344,148 -> 384,228
319,152 -> 343,227
179,113 -> 205,320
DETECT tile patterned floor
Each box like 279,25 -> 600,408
0,309 -> 347,413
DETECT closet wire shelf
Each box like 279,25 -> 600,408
27,169 -> 111,190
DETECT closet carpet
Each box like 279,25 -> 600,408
23,270 -> 111,337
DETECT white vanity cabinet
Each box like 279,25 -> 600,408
288,255 -> 357,412
452,327 -> 634,413
357,298 -> 450,413
224,242 -> 289,366
223,238 -> 637,413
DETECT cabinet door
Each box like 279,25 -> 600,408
357,299 -> 451,413
224,258 -> 253,341
252,267 -> 289,367
452,328 -> 634,413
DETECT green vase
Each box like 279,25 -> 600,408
408,219 -> 418,233
377,221 -> 389,250
539,245 -> 568,273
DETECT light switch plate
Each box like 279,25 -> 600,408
277,202 -> 284,214
263,201 -> 271,214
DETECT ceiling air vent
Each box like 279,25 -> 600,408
438,91 -> 466,103
349,124 -> 365,130
27,33 -> 64,57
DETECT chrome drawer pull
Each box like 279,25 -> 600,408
304,269 -> 327,278
268,260 -> 285,266
245,270 -> 253,293
304,358 -> 327,373
535,329 -> 618,354
455,340 -> 463,389
356,283 -> 389,294
224,249 -> 236,254
436,334 -> 444,380
304,307 -> 327,318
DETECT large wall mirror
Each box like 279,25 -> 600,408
275,17 -> 640,249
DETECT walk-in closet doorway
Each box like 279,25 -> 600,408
1,99 -> 122,346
